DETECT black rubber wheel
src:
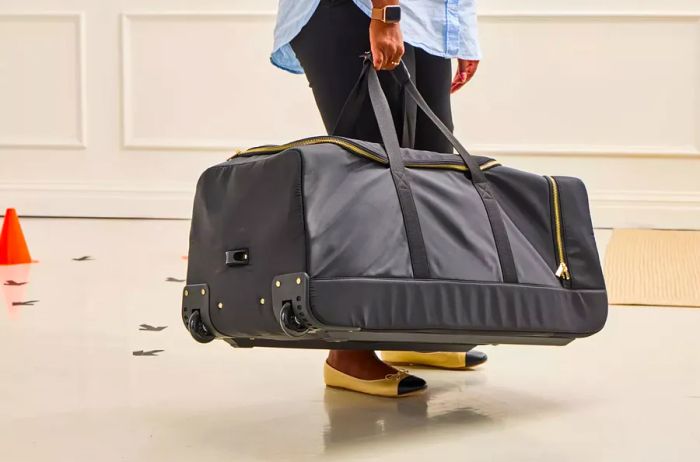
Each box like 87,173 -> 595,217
188,311 -> 215,343
279,301 -> 308,337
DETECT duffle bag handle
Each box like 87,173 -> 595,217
362,56 -> 432,279
346,53 -> 518,284
333,53 -> 488,185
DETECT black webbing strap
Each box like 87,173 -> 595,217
333,57 -> 416,149
400,84 -> 416,148
366,64 -> 431,279
392,64 -> 518,283
331,64 -> 369,138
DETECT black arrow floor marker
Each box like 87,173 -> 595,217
12,300 -> 39,306
72,256 -> 93,261
132,350 -> 164,356
166,277 -> 185,282
4,280 -> 27,286
139,324 -> 167,331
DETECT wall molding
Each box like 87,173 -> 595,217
0,181 -> 193,219
120,12 -> 273,150
2,181 -> 699,229
470,145 -> 700,158
0,12 -> 87,149
590,190 -> 700,230
118,139 -> 700,159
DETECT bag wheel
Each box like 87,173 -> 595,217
279,301 -> 309,337
187,311 -> 215,343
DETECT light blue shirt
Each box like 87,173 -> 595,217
271,0 -> 481,74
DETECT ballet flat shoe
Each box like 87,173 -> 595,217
323,362 -> 427,397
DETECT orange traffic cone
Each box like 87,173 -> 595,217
0,208 -> 33,265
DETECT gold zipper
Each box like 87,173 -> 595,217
232,137 -> 501,173
237,137 -> 385,163
414,159 -> 501,172
546,176 -> 571,281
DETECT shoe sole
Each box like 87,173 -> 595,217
325,383 -> 427,398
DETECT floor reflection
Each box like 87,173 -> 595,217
1,263 -> 32,319
321,375 -> 572,454
322,381 -> 495,452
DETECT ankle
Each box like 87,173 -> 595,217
326,350 -> 394,380
327,350 -> 376,366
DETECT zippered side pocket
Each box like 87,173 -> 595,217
546,176 -> 606,291
545,175 -> 572,286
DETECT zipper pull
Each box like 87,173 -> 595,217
555,262 -> 571,280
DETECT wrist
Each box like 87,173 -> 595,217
372,0 -> 399,7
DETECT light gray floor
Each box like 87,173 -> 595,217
1,219 -> 698,461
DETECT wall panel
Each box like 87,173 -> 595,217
455,14 -> 700,158
0,14 -> 85,148
122,13 -> 321,149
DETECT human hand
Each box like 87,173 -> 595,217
369,19 -> 404,70
450,59 -> 479,93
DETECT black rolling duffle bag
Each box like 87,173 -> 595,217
182,60 -> 607,351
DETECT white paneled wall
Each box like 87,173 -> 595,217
0,0 -> 699,228
122,13 -> 316,149
0,14 -> 85,148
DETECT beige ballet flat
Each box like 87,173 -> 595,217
323,361 -> 427,397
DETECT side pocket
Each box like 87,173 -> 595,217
551,176 -> 606,291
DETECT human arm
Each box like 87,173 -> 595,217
369,0 -> 404,70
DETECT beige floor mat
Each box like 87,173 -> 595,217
604,229 -> 700,307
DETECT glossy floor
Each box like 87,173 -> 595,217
1,219 -> 698,461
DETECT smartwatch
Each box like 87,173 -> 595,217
371,5 -> 402,24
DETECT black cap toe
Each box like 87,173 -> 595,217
465,350 -> 488,368
397,375 -> 427,395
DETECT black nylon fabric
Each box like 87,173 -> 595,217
300,142 -> 562,287
406,168 -> 501,281
500,210 -> 561,287
309,278 -> 607,336
186,151 -> 307,336
301,144 -> 412,278
485,166 -> 559,274
554,176 -> 606,290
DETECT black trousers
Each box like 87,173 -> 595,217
290,0 -> 454,153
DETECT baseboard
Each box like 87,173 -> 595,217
589,190 -> 700,230
1,182 -> 699,229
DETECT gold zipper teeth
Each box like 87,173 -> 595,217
236,138 -> 386,164
416,159 -> 501,172
547,176 -> 571,281
234,138 -> 501,173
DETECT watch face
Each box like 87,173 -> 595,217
384,5 -> 401,23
